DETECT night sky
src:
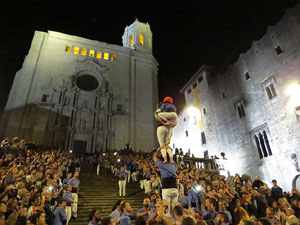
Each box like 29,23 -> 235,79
0,0 -> 299,112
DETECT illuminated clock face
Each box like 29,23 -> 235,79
76,74 -> 99,91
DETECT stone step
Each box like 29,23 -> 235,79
69,171 -> 145,225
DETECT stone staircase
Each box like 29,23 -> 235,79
70,171 -> 146,225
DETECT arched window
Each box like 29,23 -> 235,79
139,33 -> 144,45
81,49 -> 87,56
89,49 -> 95,57
104,52 -> 109,60
254,135 -> 263,159
263,131 -> 272,156
96,51 -> 102,59
73,46 -> 80,54
252,126 -> 273,159
129,34 -> 134,46
65,46 -> 71,53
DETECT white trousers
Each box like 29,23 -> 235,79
157,126 -> 173,158
143,180 -> 152,194
71,193 -> 78,217
125,170 -> 131,182
97,165 -> 100,175
119,180 -> 126,196
65,206 -> 72,224
131,172 -> 138,181
111,165 -> 114,173
162,188 -> 179,216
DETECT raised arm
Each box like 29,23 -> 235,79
157,205 -> 174,225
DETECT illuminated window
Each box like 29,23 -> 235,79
104,52 -> 109,60
111,54 -> 116,61
65,46 -> 71,53
96,51 -> 102,59
81,49 -> 87,56
73,46 -> 80,54
89,49 -> 95,57
139,33 -> 144,45
129,34 -> 134,46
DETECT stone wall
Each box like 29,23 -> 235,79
172,4 -> 300,190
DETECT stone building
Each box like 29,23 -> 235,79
171,4 -> 300,190
2,20 -> 158,154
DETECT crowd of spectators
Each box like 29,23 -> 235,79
0,137 -> 81,225
89,147 -> 300,225
0,136 -> 299,225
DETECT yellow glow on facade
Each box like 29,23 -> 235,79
129,34 -> 134,46
81,49 -> 87,56
65,46 -> 71,53
111,54 -> 116,61
89,49 -> 95,57
104,52 -> 109,60
139,33 -> 144,45
96,51 -> 102,59
73,46 -> 79,54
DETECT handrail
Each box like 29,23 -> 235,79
181,157 -> 220,174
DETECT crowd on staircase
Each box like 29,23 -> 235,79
0,136 -> 82,225
84,96 -> 300,225
0,132 -> 300,225
88,146 -> 300,225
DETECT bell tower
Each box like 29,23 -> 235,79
122,19 -> 153,54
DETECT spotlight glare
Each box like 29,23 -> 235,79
187,107 -> 200,118
286,83 -> 300,97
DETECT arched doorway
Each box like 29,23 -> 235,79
292,174 -> 300,191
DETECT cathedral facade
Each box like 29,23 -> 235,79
171,4 -> 300,190
2,20 -> 158,153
